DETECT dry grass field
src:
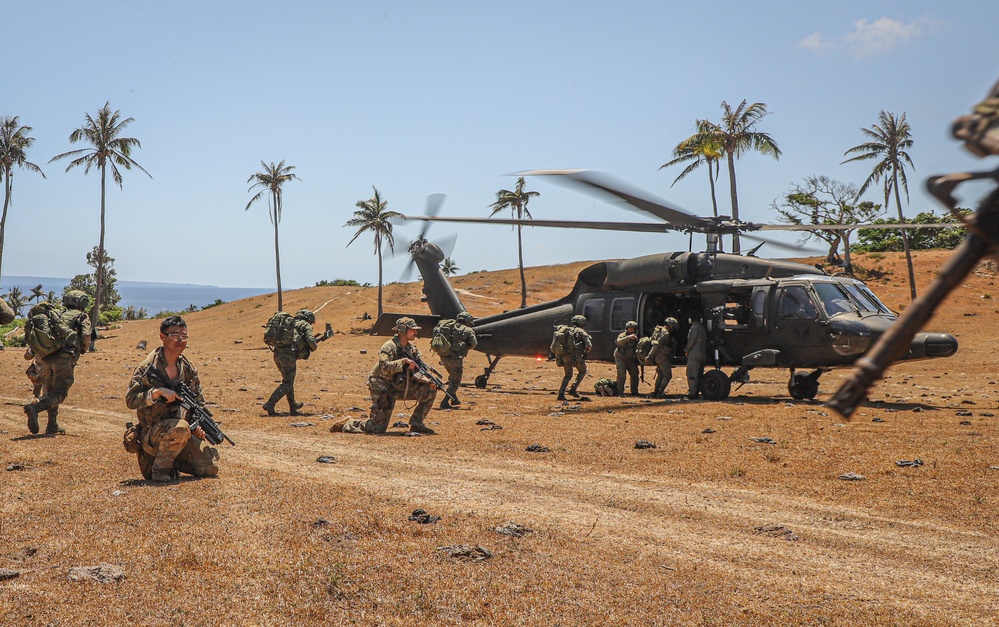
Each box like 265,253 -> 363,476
1,250 -> 997,626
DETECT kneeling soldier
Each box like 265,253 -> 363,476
125,316 -> 220,482
332,317 -> 439,435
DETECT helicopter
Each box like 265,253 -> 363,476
372,170 -> 959,401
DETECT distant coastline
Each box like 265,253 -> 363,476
2,276 -> 272,315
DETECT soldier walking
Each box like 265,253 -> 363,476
23,290 -> 91,435
431,311 -> 478,409
263,309 -> 320,416
614,320 -> 641,396
551,315 -> 592,401
331,317 -> 439,435
648,317 -> 678,398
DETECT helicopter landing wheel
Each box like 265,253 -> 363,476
700,370 -> 732,401
789,373 -> 819,400
474,374 -> 489,389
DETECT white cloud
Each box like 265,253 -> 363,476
798,17 -> 933,59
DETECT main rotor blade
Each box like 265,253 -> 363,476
739,231 -> 817,254
419,193 -> 446,240
756,222 -> 961,232
519,169 -> 714,231
399,214 -> 673,233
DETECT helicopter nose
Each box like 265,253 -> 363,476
907,332 -> 959,359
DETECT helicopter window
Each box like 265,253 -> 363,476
610,297 -> 636,331
581,298 -> 605,329
841,284 -> 881,313
751,289 -> 767,324
813,282 -> 858,316
777,285 -> 818,319
857,286 -> 893,315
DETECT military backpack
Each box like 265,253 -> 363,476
430,320 -> 455,357
550,324 -> 577,357
635,336 -> 654,366
25,301 -> 81,358
263,312 -> 297,349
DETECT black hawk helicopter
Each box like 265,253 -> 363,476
372,170 -> 958,401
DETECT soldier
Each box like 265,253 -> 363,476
0,296 -> 13,325
593,377 -> 617,397
685,311 -> 708,400
331,317 -> 439,435
23,290 -> 91,435
263,309 -> 319,416
614,320 -> 641,396
432,311 -> 478,409
125,316 -> 219,483
551,314 -> 592,401
648,317 -> 678,398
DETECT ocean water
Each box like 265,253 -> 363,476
2,275 -> 272,315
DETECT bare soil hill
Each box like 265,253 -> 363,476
2,250 -> 997,625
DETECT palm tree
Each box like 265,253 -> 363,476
345,187 -> 402,317
245,160 -> 300,313
660,119 -> 724,218
50,102 -> 150,350
490,177 -> 540,308
0,116 -> 46,283
30,284 -> 44,304
842,111 -> 917,300
5,286 -> 27,316
45,290 -> 55,302
712,100 -> 781,253
442,257 -> 459,277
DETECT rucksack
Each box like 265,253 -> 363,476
430,320 -> 455,357
636,336 -> 654,366
550,325 -> 575,357
25,302 -> 80,358
263,312 -> 297,348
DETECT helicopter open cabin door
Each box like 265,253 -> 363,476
772,283 -> 827,365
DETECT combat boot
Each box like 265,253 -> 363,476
45,409 -> 65,435
289,402 -> 304,416
262,403 -> 278,416
439,398 -> 452,410
24,404 -> 39,435
408,423 -> 437,435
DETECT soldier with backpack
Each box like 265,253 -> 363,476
614,320 -> 641,397
262,309 -> 320,416
648,317 -> 678,398
430,311 -> 478,409
551,315 -> 592,401
22,290 -> 91,435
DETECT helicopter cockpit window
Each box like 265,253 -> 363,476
813,282 -> 859,317
581,298 -> 604,330
777,285 -> 818,320
610,297 -> 636,331
857,285 -> 893,315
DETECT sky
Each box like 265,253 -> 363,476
3,1 -> 998,289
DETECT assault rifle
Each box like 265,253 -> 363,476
316,322 -> 333,342
174,381 -> 236,446
411,353 -> 458,405
144,366 -> 235,446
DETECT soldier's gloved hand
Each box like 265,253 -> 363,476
153,387 -> 180,403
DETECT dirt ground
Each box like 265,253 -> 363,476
1,250 -> 997,626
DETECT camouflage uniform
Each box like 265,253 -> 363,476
0,297 -> 13,325
263,312 -> 318,416
685,317 -> 708,399
339,334 -> 437,434
594,377 -> 617,397
23,297 -> 91,435
553,317 -> 592,400
24,348 -> 45,399
613,322 -> 640,396
125,347 -> 219,481
435,313 -> 478,408
648,320 -> 677,398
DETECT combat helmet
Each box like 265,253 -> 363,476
63,290 -> 91,311
456,311 -> 474,325
571,314 -> 587,327
295,309 -> 315,324
625,320 -> 638,329
664,317 -> 678,330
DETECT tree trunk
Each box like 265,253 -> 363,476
376,238 -> 384,317
893,175 -> 917,300
273,201 -> 283,312
516,210 -> 527,308
727,153 -> 741,254
0,172 -> 11,283
707,160 -> 719,219
90,166 -> 107,351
